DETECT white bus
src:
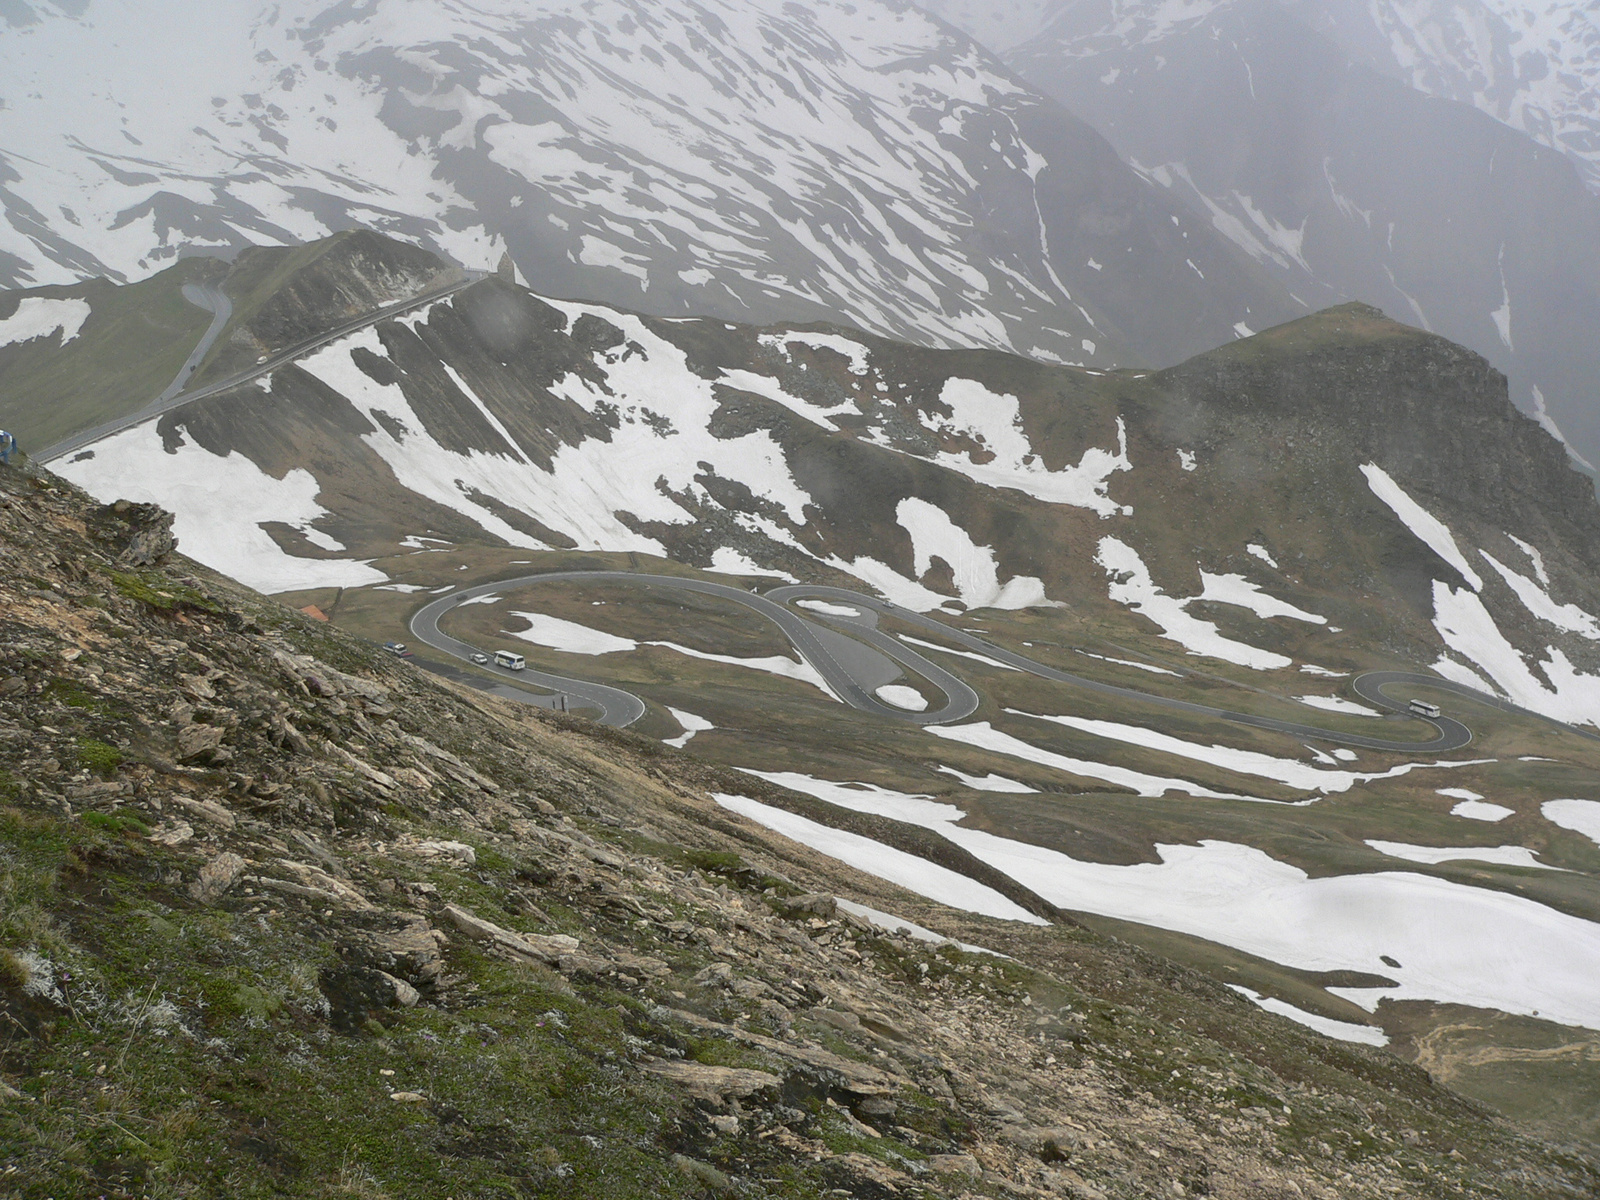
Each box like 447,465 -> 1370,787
493,650 -> 526,671
1408,699 -> 1441,718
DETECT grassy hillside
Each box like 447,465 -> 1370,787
0,257 -> 222,451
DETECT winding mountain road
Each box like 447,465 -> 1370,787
410,571 -> 979,728
158,284 -> 234,406
36,271 -> 487,465
400,569 -> 1599,754
768,585 -> 1474,752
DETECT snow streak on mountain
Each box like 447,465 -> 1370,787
0,0 -> 1296,370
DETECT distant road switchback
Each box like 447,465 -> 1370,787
395,568 -> 1600,753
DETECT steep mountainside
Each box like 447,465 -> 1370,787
9,458 -> 1599,1196
0,0 -> 1302,370
17,231 -> 1600,1146
1002,0 -> 1600,473
44,234 -> 1600,726
927,0 -> 1600,193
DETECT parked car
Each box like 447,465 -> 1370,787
470,652 -> 488,665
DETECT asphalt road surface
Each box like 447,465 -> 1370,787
158,284 -> 233,405
411,584 -> 647,727
36,271 -> 487,465
768,583 -> 1480,752
409,571 -> 980,728
394,568 -> 1600,754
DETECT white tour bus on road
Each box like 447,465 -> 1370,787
493,650 -> 526,671
1408,699 -> 1441,718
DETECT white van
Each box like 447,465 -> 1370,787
493,650 -> 526,671
1408,699 -> 1441,718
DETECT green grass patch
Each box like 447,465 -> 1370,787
110,569 -> 223,614
40,677 -> 109,712
0,258 -> 221,451
76,737 -> 124,776
78,811 -> 150,838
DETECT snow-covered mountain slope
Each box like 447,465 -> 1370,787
41,235 -> 1600,728
0,0 -> 1299,370
1003,0 -> 1600,474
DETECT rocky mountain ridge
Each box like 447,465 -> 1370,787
29,232 -> 1600,730
3,434 -> 1597,1197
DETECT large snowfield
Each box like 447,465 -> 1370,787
739,770 -> 1600,1032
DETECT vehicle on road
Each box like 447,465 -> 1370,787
1408,699 -> 1442,718
470,652 -> 489,665
493,650 -> 526,671
383,642 -> 408,655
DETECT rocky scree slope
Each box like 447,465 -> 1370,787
0,0 -> 1300,369
3,460 -> 1599,1195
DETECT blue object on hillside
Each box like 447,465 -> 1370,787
0,430 -> 14,465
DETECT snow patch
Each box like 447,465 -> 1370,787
1431,582 -> 1600,728
1480,551 -> 1600,639
1095,538 -> 1291,670
1451,799 -> 1515,822
56,424 -> 385,594
876,684 -> 929,711
708,547 -> 797,581
833,898 -> 1001,955
936,766 -> 1037,793
0,296 -> 90,347
1193,572 -> 1326,624
1075,649 -> 1181,676
928,722 -> 1286,803
1246,543 -> 1278,568
1529,385 -> 1598,473
1365,841 -> 1557,871
796,599 -> 862,618
1227,985 -> 1388,1047
1012,709 -> 1489,796
713,794 -> 1046,925
505,612 -> 638,656
1295,695 -> 1381,717
1543,800 -> 1600,849
896,497 -> 1051,611
739,768 -> 1600,1030
651,642 -> 840,702
898,634 -> 1020,672
918,379 -> 1132,517
1359,464 -> 1482,590
664,707 -> 714,749
759,331 -> 871,376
